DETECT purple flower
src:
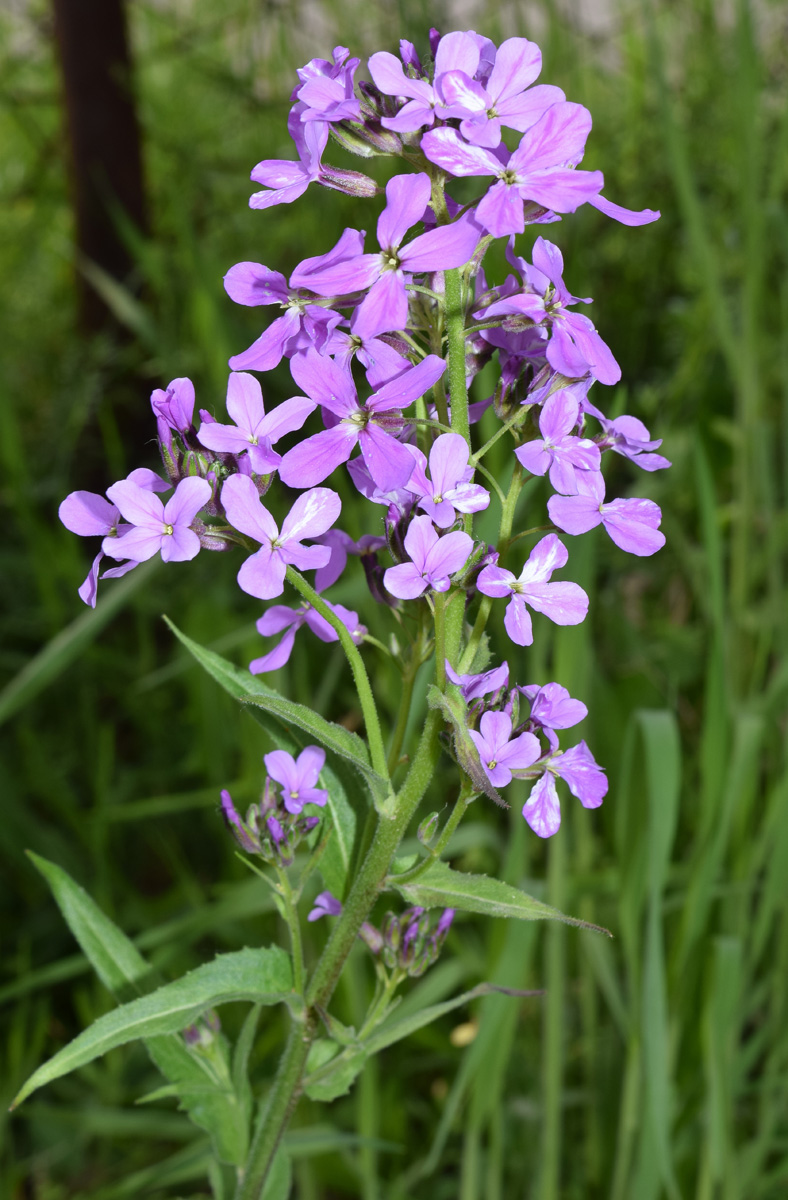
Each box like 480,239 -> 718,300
369,31 -> 480,133
515,388 -> 600,493
221,474 -> 341,599
522,741 -> 607,838
329,295 -> 412,389
404,432 -> 490,527
547,471 -> 665,556
249,599 -> 365,674
483,238 -> 620,384
383,515 -> 473,599
468,711 -> 541,788
278,350 -> 446,493
60,469 -> 170,605
476,533 -> 589,646
264,745 -> 328,814
102,476 -> 212,564
446,660 -> 509,703
422,103 -> 603,237
518,681 -> 588,751
585,402 -> 671,472
290,174 -> 481,331
151,377 -> 195,435
196,372 -> 314,474
224,259 -> 343,373
294,46 -> 361,125
438,37 -> 565,148
308,891 -> 343,921
249,109 -> 328,210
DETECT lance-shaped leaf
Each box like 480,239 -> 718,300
27,853 -> 257,1164
164,616 -> 390,811
427,683 -> 508,808
391,860 -> 611,933
12,946 -> 293,1109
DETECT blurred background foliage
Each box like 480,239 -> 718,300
1,0 -> 787,1196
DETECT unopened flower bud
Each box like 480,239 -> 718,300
319,166 -> 380,198
418,812 -> 440,846
220,789 -> 260,854
330,118 -> 402,158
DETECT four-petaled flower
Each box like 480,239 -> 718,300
383,515 -> 473,599
515,388 -> 600,493
468,711 -> 541,788
103,476 -> 212,564
197,372 -> 314,474
221,474 -> 341,598
278,349 -> 447,493
265,746 -> 328,814
522,741 -> 607,838
476,533 -> 589,645
548,471 -> 665,556
405,432 -> 490,527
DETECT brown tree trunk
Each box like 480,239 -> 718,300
52,0 -> 148,333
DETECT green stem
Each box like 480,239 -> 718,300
444,267 -> 470,446
307,708 -> 443,1010
433,592 -> 447,690
390,787 -> 473,886
236,1019 -> 314,1200
275,865 -> 305,996
286,567 -> 390,784
358,970 -> 404,1039
387,662 -> 417,775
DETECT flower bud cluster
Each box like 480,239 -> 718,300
309,891 -> 454,978
380,906 -> 455,978
220,746 -> 328,867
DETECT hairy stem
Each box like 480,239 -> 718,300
236,1018 -> 314,1200
275,865 -> 305,996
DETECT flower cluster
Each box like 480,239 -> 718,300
309,891 -> 455,979
60,26 -> 667,850
221,746 -> 328,866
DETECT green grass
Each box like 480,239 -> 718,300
1,0 -> 787,1195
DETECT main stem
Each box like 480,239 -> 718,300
236,712 -> 443,1200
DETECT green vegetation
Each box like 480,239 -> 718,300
1,0 -> 786,1196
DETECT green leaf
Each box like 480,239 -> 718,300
261,1145 -> 292,1200
12,947 -> 293,1109
304,1045 -> 368,1103
318,761 -> 357,900
27,852 -> 153,999
304,982 -> 539,1102
164,617 -> 390,807
391,861 -> 610,934
27,853 -> 261,1164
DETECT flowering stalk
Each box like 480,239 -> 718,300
37,25 -> 669,1200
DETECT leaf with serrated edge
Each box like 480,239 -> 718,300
12,947 -> 293,1109
392,861 -> 611,934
